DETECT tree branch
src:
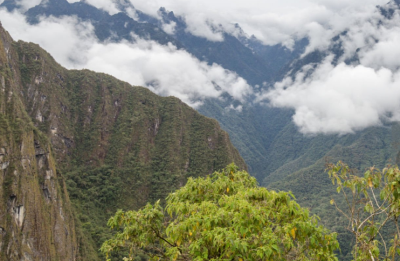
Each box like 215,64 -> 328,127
357,204 -> 392,231
151,226 -> 175,247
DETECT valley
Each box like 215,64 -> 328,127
1,0 -> 400,260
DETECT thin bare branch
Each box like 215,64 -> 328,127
378,231 -> 388,258
357,204 -> 392,230
369,249 -> 375,261
370,187 -> 381,209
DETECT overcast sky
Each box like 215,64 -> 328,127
1,0 -> 400,134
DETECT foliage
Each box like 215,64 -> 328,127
64,166 -> 125,259
327,161 -> 400,260
101,164 -> 339,261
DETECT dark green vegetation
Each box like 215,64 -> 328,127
102,164 -> 339,261
0,22 -> 246,260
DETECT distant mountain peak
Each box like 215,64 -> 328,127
0,0 -> 22,11
41,0 -> 69,5
379,0 -> 400,19
158,7 -> 179,23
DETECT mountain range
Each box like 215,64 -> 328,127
1,0 -> 400,260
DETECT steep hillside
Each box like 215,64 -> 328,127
0,22 -> 246,260
0,22 -> 78,261
0,0 -> 305,179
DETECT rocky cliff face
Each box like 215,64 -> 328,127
0,22 -> 246,260
0,23 -> 77,261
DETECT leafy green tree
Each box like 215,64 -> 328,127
327,162 -> 400,260
101,164 -> 339,260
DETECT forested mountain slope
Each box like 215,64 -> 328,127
0,22 -> 246,260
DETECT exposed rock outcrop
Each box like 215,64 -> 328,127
0,22 -> 77,261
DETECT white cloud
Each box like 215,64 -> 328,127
226,104 -> 243,112
84,39 -> 251,106
0,9 -> 251,107
127,0 -> 388,48
361,33 -> 400,71
125,7 -> 139,21
256,3 -> 400,135
259,56 -> 400,134
3,0 -> 391,50
183,14 -> 224,42
356,16 -> 400,71
17,0 -> 42,11
0,10 -> 95,66
161,20 -> 176,35
3,0 -> 400,134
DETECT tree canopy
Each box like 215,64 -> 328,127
101,164 -> 339,260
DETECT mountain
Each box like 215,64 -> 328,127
0,0 -> 307,179
0,21 -> 78,261
24,0 -> 182,46
11,0 -> 398,176
0,22 -> 246,260
2,1 -> 400,258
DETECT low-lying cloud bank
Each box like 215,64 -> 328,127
259,59 -> 400,134
0,9 -> 251,107
260,8 -> 400,134
84,40 -> 251,107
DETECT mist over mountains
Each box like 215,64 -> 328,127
2,0 -> 400,182
1,0 -> 400,259
2,0 -> 399,133
1,0 -> 400,178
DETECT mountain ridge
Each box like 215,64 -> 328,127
0,20 -> 79,261
0,21 -> 246,260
